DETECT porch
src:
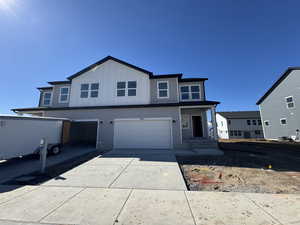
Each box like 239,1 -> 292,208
179,105 -> 219,152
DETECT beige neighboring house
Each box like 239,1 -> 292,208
12,56 -> 220,150
216,111 -> 263,139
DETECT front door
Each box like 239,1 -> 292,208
192,116 -> 203,137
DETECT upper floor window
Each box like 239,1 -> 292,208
264,120 -> 270,126
80,84 -> 89,98
157,81 -> 169,98
280,118 -> 287,125
128,81 -> 137,96
247,120 -> 251,125
91,83 -> 99,98
117,81 -> 137,97
43,92 -> 52,105
258,119 -> 262,125
80,83 -> 99,98
228,120 -> 231,125
59,87 -> 69,103
180,85 -> 201,101
286,96 -> 295,109
252,120 -> 257,125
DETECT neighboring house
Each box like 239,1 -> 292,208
256,67 -> 300,140
12,56 -> 220,150
216,111 -> 263,139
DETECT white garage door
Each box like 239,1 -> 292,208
113,119 -> 172,149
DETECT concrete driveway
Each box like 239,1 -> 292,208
0,148 -> 299,225
42,148 -> 187,190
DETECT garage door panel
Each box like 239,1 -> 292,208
114,120 -> 172,149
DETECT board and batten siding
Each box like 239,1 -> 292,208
150,77 -> 179,104
259,70 -> 300,139
69,59 -> 151,107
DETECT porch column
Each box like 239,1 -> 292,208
210,105 -> 218,140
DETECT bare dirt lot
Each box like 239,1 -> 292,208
177,140 -> 300,194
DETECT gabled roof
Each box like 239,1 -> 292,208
67,55 -> 153,80
256,67 -> 300,105
217,111 -> 261,119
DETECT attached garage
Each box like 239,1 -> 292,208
69,120 -> 98,147
113,118 -> 172,149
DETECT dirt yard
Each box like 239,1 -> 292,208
177,140 -> 300,194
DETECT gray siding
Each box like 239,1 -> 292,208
51,84 -> 71,107
44,107 -> 181,150
227,118 -> 263,139
181,108 -> 208,139
150,78 -> 179,104
259,70 -> 300,139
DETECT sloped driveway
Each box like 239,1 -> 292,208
42,148 -> 187,190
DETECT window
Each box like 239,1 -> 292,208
59,87 -> 69,103
80,83 -> 89,98
238,130 -> 242,136
191,86 -> 200,99
128,81 -> 137,96
117,82 -> 126,97
280,118 -> 287,125
182,115 -> 189,129
117,81 -> 137,97
91,83 -> 99,98
180,86 -> 189,100
228,120 -> 231,125
255,130 -> 261,135
264,120 -> 270,126
230,131 -> 233,136
286,96 -> 295,108
43,92 -> 52,105
180,85 -> 201,100
234,130 -> 238,136
258,120 -> 262,125
247,120 -> 251,125
252,120 -> 257,125
157,81 -> 169,98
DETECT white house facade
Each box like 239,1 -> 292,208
216,111 -> 263,139
12,56 -> 220,150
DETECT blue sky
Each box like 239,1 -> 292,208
1,0 -> 299,114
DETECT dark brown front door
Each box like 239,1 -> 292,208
192,116 -> 203,137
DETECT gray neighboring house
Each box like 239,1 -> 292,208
216,111 -> 263,139
257,67 -> 300,140
12,56 -> 220,150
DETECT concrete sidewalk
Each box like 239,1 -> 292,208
0,185 -> 299,225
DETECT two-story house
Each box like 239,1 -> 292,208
257,67 -> 300,140
216,111 -> 263,139
12,56 -> 220,150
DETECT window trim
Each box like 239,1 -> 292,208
90,82 -> 99,98
285,96 -> 295,109
127,81 -> 137,97
280,118 -> 287,125
157,81 -> 169,99
80,83 -> 89,98
43,91 -> 52,106
59,86 -> 70,103
179,85 -> 201,101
